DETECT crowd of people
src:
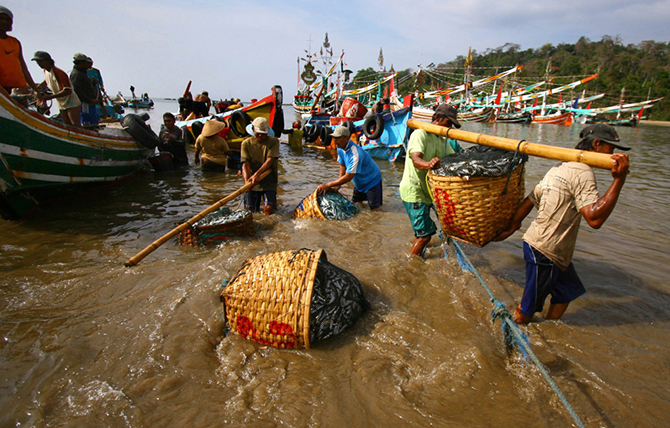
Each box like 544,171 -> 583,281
0,6 -> 107,127
2,3 -> 633,326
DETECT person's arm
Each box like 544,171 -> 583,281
317,165 -> 354,194
411,151 -> 440,170
17,41 -> 38,92
494,197 -> 535,241
249,157 -> 276,185
241,161 -> 252,183
580,153 -> 629,229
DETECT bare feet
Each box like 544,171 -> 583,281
410,236 -> 431,257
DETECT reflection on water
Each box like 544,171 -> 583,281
1,100 -> 669,427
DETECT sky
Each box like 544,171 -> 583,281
5,0 -> 670,101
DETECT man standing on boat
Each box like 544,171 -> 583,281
316,125 -> 383,211
241,117 -> 280,215
70,53 -> 100,126
32,51 -> 82,127
399,104 -> 462,257
0,6 -> 39,95
495,124 -> 630,324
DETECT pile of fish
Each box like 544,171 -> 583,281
309,255 -> 370,343
193,207 -> 250,228
317,191 -> 359,220
433,146 -> 528,178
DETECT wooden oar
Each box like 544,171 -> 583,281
124,170 -> 270,267
183,80 -> 192,98
407,119 -> 618,170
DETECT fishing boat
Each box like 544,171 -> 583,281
495,111 -> 533,123
176,85 -> 284,153
0,88 -> 153,220
531,110 -> 573,125
127,97 -> 154,109
303,97 -> 413,162
412,105 -> 495,123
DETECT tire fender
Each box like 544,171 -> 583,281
121,114 -> 160,149
363,115 -> 384,140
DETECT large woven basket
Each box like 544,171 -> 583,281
292,189 -> 327,220
178,207 -> 254,247
221,249 -> 323,349
427,165 -> 525,247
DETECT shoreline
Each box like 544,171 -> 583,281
639,120 -> 670,127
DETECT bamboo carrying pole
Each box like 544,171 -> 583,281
124,170 -> 270,267
407,119 -> 618,170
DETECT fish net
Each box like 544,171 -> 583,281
221,249 -> 368,349
428,146 -> 527,247
293,190 -> 358,220
178,207 -> 254,246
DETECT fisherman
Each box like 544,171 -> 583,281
70,52 -> 100,126
159,112 -> 188,168
241,117 -> 280,215
494,124 -> 630,324
399,103 -> 462,257
191,91 -> 210,118
194,119 -> 230,172
285,121 -> 304,149
316,125 -> 383,211
32,51 -> 82,127
85,56 -> 108,118
0,6 -> 39,94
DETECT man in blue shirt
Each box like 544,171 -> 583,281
317,125 -> 383,210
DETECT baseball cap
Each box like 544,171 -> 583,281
578,124 -> 630,151
332,125 -> 351,138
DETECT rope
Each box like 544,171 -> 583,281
501,139 -> 526,195
446,239 -> 586,428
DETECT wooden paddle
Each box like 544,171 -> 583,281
183,81 -> 192,98
407,119 -> 619,170
124,170 -> 270,267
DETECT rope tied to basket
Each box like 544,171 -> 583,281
501,139 -> 526,195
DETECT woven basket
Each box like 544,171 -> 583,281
427,165 -> 525,247
178,208 -> 254,247
292,189 -> 327,220
221,249 -> 323,349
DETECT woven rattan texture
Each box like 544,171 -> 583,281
428,165 -> 525,247
221,249 -> 322,349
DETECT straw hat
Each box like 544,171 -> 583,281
201,120 -> 225,137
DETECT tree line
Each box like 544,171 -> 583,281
348,36 -> 669,120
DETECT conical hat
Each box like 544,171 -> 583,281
202,120 -> 225,137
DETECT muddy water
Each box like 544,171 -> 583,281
1,102 -> 668,427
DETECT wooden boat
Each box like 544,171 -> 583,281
413,105 -> 495,123
531,110 -> 573,125
0,88 -> 152,219
303,97 -> 413,162
176,85 -> 284,152
495,111 -> 533,123
127,98 -> 154,109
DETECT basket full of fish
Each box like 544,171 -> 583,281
220,248 -> 369,349
293,189 -> 359,220
178,207 -> 254,247
428,146 -> 527,247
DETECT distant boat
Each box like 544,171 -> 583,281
0,89 -> 152,219
128,97 -> 154,109
531,110 -> 573,125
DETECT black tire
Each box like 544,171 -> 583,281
305,124 -> 321,143
343,120 -> 356,136
191,121 -> 204,140
121,114 -> 160,149
272,107 -> 284,137
320,126 -> 332,146
363,115 -> 384,140
229,110 -> 252,138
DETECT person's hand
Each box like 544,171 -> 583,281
316,183 -> 330,194
194,157 -> 200,166
250,174 -> 260,186
493,221 -> 519,241
610,153 -> 629,180
428,157 -> 440,169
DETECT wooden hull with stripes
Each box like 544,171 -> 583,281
531,111 -> 573,125
0,90 -> 152,219
412,106 -> 495,123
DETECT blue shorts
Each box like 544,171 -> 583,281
520,242 -> 586,317
244,190 -> 277,213
402,201 -> 437,239
80,102 -> 100,125
352,179 -> 383,210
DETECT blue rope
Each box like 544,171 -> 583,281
447,239 -> 586,428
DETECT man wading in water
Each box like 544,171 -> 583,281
495,124 -> 630,324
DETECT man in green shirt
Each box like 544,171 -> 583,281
399,104 -> 462,256
241,117 -> 280,215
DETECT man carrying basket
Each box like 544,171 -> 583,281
495,124 -> 630,324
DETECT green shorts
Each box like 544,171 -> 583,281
403,201 -> 437,239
